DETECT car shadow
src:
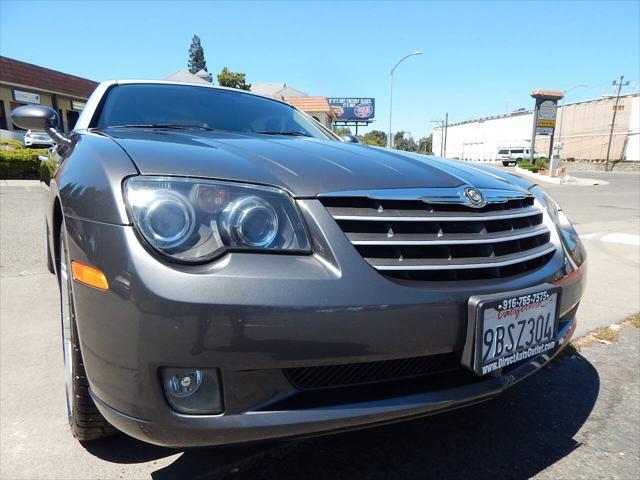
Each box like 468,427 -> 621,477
82,349 -> 600,480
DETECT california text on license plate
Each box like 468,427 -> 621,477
467,285 -> 561,376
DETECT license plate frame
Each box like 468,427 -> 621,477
461,284 -> 562,376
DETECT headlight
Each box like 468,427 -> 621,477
529,185 -> 559,223
124,176 -> 310,263
530,185 -> 585,266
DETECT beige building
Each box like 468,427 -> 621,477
433,92 -> 640,162
0,56 -> 98,140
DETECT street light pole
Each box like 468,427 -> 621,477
388,50 -> 422,148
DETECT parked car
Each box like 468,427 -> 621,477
11,81 -> 586,448
497,147 -> 543,166
23,128 -> 55,148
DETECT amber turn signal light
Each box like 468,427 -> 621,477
71,261 -> 109,291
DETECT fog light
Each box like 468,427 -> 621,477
161,368 -> 223,414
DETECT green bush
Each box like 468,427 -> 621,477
535,157 -> 549,170
39,157 -> 58,184
0,139 -> 24,149
518,161 -> 534,170
0,147 -> 48,179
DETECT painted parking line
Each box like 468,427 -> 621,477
581,232 -> 640,246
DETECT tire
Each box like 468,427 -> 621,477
59,224 -> 116,441
502,161 -> 510,167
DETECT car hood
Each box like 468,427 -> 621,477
104,129 -> 534,197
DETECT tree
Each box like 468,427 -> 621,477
394,131 -> 418,152
418,134 -> 433,154
360,130 -> 387,147
217,67 -> 251,90
334,127 -> 352,136
188,35 -> 207,74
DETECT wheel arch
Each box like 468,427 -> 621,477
52,197 -> 64,281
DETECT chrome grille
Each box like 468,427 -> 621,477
320,190 -> 556,281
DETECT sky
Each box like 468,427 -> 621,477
1,0 -> 639,140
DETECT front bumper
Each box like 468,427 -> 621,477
24,137 -> 53,147
64,200 -> 586,447
93,317 -> 577,447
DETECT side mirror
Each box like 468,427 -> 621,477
11,105 -> 71,146
340,134 -> 360,144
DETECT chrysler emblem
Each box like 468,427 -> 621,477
463,187 -> 485,208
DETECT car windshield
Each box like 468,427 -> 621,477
498,149 -> 508,154
93,83 -> 336,140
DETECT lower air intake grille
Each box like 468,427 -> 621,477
320,190 -> 556,281
284,352 -> 462,390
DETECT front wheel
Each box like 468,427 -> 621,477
59,224 -> 116,441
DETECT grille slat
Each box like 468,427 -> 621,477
347,223 -> 550,245
330,206 -> 542,222
366,243 -> 555,270
320,189 -> 555,282
284,352 -> 462,390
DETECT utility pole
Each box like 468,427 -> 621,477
443,112 -> 449,158
431,119 -> 444,156
605,75 -> 630,170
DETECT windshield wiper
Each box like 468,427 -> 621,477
106,124 -> 217,131
257,131 -> 311,137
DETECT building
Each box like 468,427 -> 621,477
250,82 -> 308,99
250,82 -> 336,129
433,92 -> 640,162
0,56 -> 98,140
281,96 -> 336,129
165,69 -> 212,84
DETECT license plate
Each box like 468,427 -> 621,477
462,285 -> 561,376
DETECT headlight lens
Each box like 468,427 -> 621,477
124,176 -> 310,262
529,185 -> 559,223
530,185 -> 585,266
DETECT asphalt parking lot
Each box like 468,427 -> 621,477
1,170 -> 639,480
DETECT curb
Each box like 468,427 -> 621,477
513,167 -> 608,186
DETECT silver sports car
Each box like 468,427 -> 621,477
11,81 -> 586,447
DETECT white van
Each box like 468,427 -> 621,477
496,147 -> 543,166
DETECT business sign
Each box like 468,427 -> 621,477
538,100 -> 557,120
71,100 -> 86,111
13,90 -> 41,104
537,119 -> 556,128
328,98 -> 375,121
536,127 -> 554,136
534,98 -> 559,136
536,100 -> 557,130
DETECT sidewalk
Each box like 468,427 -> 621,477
0,179 -> 41,188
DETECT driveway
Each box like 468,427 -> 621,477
1,172 -> 638,479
